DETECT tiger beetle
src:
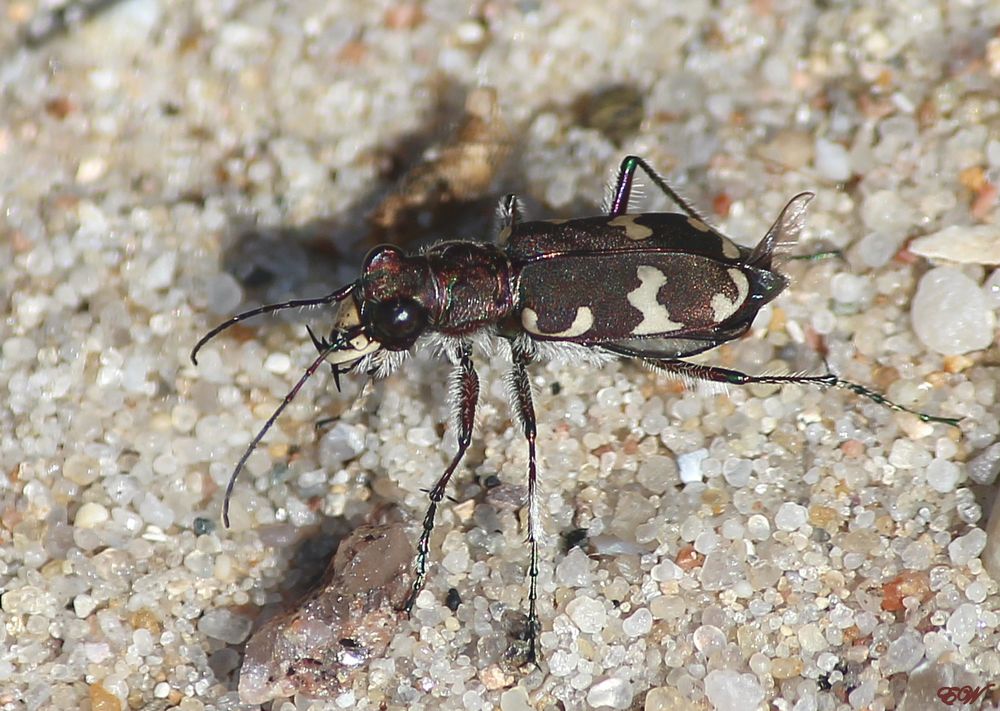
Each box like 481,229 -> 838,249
192,155 -> 959,664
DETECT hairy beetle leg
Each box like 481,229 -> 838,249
404,341 -> 480,614
508,338 -> 541,664
643,359 -> 961,427
609,155 -> 708,223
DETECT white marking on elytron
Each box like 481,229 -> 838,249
609,214 -> 654,240
687,217 -> 711,232
627,266 -> 683,335
720,236 -> 741,259
521,306 -> 594,338
710,268 -> 750,322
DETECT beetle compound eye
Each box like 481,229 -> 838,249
365,298 -> 427,349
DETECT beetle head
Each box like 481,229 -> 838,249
357,245 -> 432,351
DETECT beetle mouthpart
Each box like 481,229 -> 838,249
323,297 -> 382,368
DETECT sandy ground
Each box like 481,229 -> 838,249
2,1 -> 1000,710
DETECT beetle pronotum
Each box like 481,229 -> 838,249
193,155 -> 959,662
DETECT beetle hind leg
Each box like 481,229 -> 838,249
403,341 -> 480,614
643,358 -> 960,427
608,155 -> 708,223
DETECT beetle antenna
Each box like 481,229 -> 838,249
221,336 -> 349,527
191,284 -> 354,365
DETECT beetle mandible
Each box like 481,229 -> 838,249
192,155 -> 958,662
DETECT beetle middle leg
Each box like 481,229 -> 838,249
608,155 -> 708,222
643,358 -> 960,426
507,337 -> 541,663
404,340 -> 480,613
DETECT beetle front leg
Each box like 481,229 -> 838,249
608,155 -> 708,223
508,338 -> 541,664
644,358 -> 960,426
404,341 -> 480,613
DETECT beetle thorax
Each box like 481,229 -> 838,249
358,243 -> 515,345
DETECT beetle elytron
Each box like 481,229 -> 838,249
193,155 -> 958,662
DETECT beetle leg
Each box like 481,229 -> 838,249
508,337 -> 541,663
643,359 -> 960,427
609,155 -> 709,223
404,341 -> 480,614
496,193 -> 520,244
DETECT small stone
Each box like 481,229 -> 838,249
622,608 -> 653,637
861,189 -> 911,233
481,665 -> 515,691
263,352 -> 290,374
205,273 -> 244,315
770,657 -> 803,679
901,538 -> 934,570
911,267 -> 995,355
89,683 -> 121,711
721,458 -> 751,488
746,515 -> 770,539
319,423 -> 366,466
556,548 -> 594,587
699,551 -> 744,590
882,629 -> 925,674
692,625 -> 726,655
498,686 -> 531,711
587,677 -> 633,709
703,669 -> 763,711
153,682 -> 170,699
650,559 -> 682,582
966,581 -> 988,603
63,454 -> 101,486
774,502 -> 807,531
138,493 -> 175,530
676,449 -> 708,484
132,628 -> 154,656
636,455 -> 677,494
909,225 -> 1000,265
926,459 -> 961,493
814,137 -> 851,182
566,596 -> 607,634
830,273 -> 867,303
197,609 -> 253,644
644,686 -> 687,711
798,623 -> 827,653
946,603 -> 978,645
74,594 -> 98,618
849,679 -> 876,709
968,443 -> 1000,485
75,502 -> 110,528
145,252 -> 176,291
809,505 -> 840,532
882,571 -> 930,612
949,529 -> 987,566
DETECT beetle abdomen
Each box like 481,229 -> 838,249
516,251 -> 783,344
